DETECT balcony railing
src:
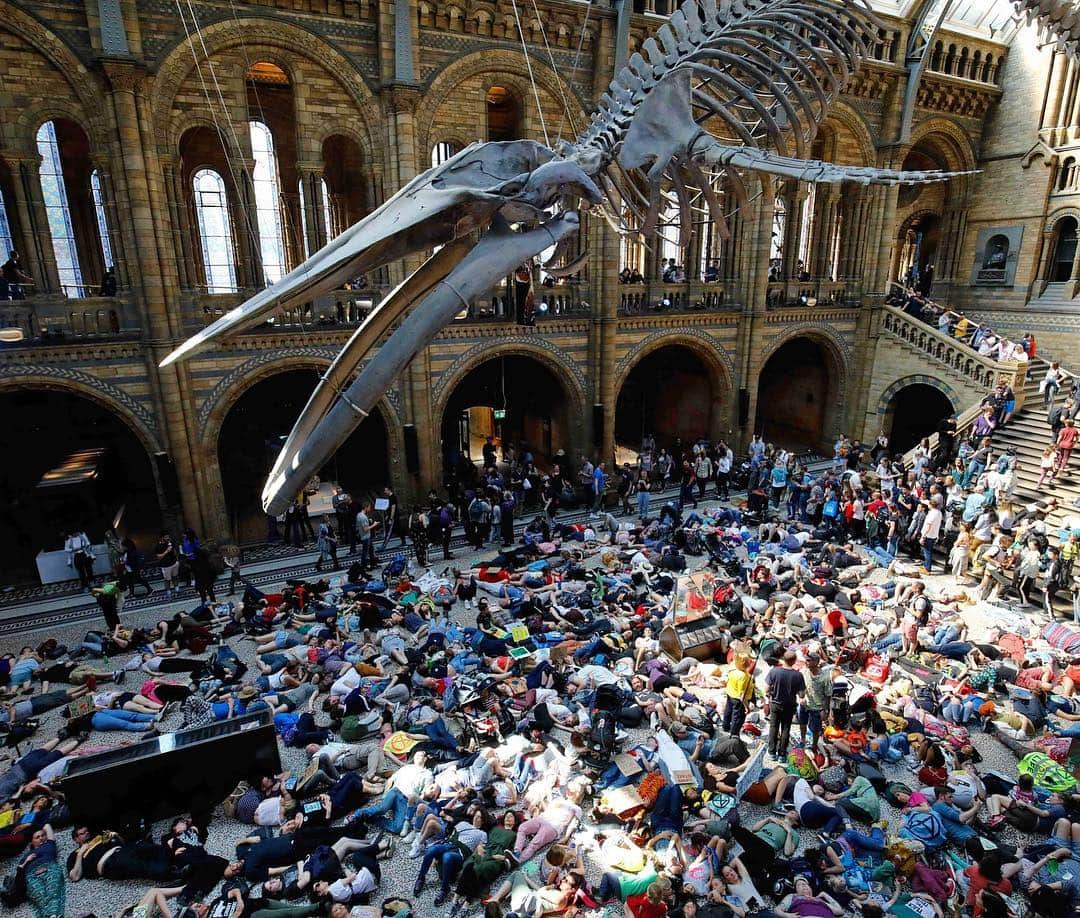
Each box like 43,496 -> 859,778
196,286 -> 390,331
452,283 -> 591,324
765,279 -> 862,310
618,279 -> 740,316
0,292 -> 134,346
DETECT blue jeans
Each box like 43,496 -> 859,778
351,787 -> 410,833
651,784 -> 684,834
421,718 -> 459,751
874,633 -> 902,652
867,733 -> 909,763
922,537 -> 936,572
941,700 -> 976,724
961,461 -> 984,489
637,489 -> 650,519
799,799 -> 845,834
841,826 -> 886,855
91,710 -> 155,732
418,842 -> 464,895
595,762 -> 635,791
932,626 -> 960,645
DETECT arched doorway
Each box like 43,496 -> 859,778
1050,217 -> 1078,283
896,212 -> 941,286
486,86 -> 522,141
0,389 -> 162,584
218,369 -> 390,542
439,355 -> 573,477
615,345 -> 721,458
756,337 -> 838,451
884,384 -> 954,455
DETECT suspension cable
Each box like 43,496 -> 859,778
508,0 -> 549,147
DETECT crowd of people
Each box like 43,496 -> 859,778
8,358 -> 1080,918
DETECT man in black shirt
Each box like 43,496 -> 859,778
764,651 -> 804,760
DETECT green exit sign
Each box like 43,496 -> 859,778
493,410 -> 506,420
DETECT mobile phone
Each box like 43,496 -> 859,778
284,777 -> 297,792
302,800 -> 323,815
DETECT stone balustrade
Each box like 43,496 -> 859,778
617,279 -> 740,315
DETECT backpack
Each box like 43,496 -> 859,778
786,748 -> 819,780
822,499 -> 840,520
819,765 -> 846,793
856,761 -> 887,793
0,868 -> 26,908
884,838 -> 920,878
383,555 -> 407,579
1018,751 -> 1078,793
901,809 -> 947,850
222,781 -> 251,819
340,710 -> 382,742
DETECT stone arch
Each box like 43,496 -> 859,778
415,49 -> 587,156
0,366 -> 163,455
906,118 -> 977,199
149,17 -> 379,160
612,330 -> 735,398
1045,206 -> 1080,235
820,101 -> 876,167
876,374 -> 957,416
15,101 -> 103,156
898,208 -> 942,237
199,349 -> 404,465
432,338 -> 588,428
876,375 -> 957,455
756,324 -> 851,447
0,4 -> 108,150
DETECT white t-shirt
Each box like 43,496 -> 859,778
255,796 -> 284,826
793,778 -> 815,815
542,799 -> 582,831
328,868 -> 377,901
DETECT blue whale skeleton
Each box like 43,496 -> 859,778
162,0 -> 1080,515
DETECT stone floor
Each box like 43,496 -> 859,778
0,503 -> 1042,918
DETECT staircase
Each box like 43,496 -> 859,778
990,357 -> 1080,531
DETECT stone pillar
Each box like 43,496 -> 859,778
163,159 -> 195,294
14,154 -> 63,294
1043,50 -> 1070,137
104,59 -> 208,533
298,163 -> 326,254
735,184 -> 774,450
595,208 -> 621,466
810,188 -> 838,280
5,153 -> 55,295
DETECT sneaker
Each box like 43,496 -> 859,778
113,670 -> 125,684
413,878 -> 424,898
409,838 -> 424,858
434,890 -> 451,907
989,813 -> 1005,828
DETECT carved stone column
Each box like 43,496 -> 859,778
5,152 -> 56,294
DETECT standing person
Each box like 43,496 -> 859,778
316,517 -> 339,572
0,251 -> 33,298
65,529 -> 96,590
1042,362 -> 1066,411
920,497 -> 944,574
90,580 -> 123,632
797,652 -> 832,756
1054,418 -> 1079,478
694,451 -> 712,503
499,491 -> 515,547
716,441 -> 732,500
765,651 -> 804,761
120,537 -> 152,598
179,528 -> 200,589
769,460 -> 788,509
409,507 -> 429,568
436,501 -> 455,560
191,547 -> 218,604
722,653 -> 755,737
355,504 -> 379,572
380,486 -> 401,550
592,461 -> 606,515
154,532 -> 180,599
296,488 -> 316,543
222,544 -> 244,596
333,487 -> 355,554
636,470 -> 651,521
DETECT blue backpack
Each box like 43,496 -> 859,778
383,555 -> 407,578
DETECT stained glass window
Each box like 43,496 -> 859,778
249,121 -> 286,285
90,170 -> 114,270
36,121 -> 84,296
193,169 -> 238,294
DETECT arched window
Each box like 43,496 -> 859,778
0,188 -> 13,259
90,170 -> 114,270
192,169 -> 238,294
249,121 -> 286,284
36,120 -> 84,295
431,142 -> 457,168
1051,217 -> 1078,282
486,86 -> 522,142
297,177 -> 311,259
320,178 -> 334,241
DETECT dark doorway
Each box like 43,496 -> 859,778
886,384 -> 954,456
1052,217 -> 1078,282
440,355 -> 572,476
756,338 -> 834,450
218,369 -> 390,543
0,389 -> 162,585
615,345 -> 718,455
486,86 -> 522,142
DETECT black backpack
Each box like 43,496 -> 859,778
0,868 -> 26,908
